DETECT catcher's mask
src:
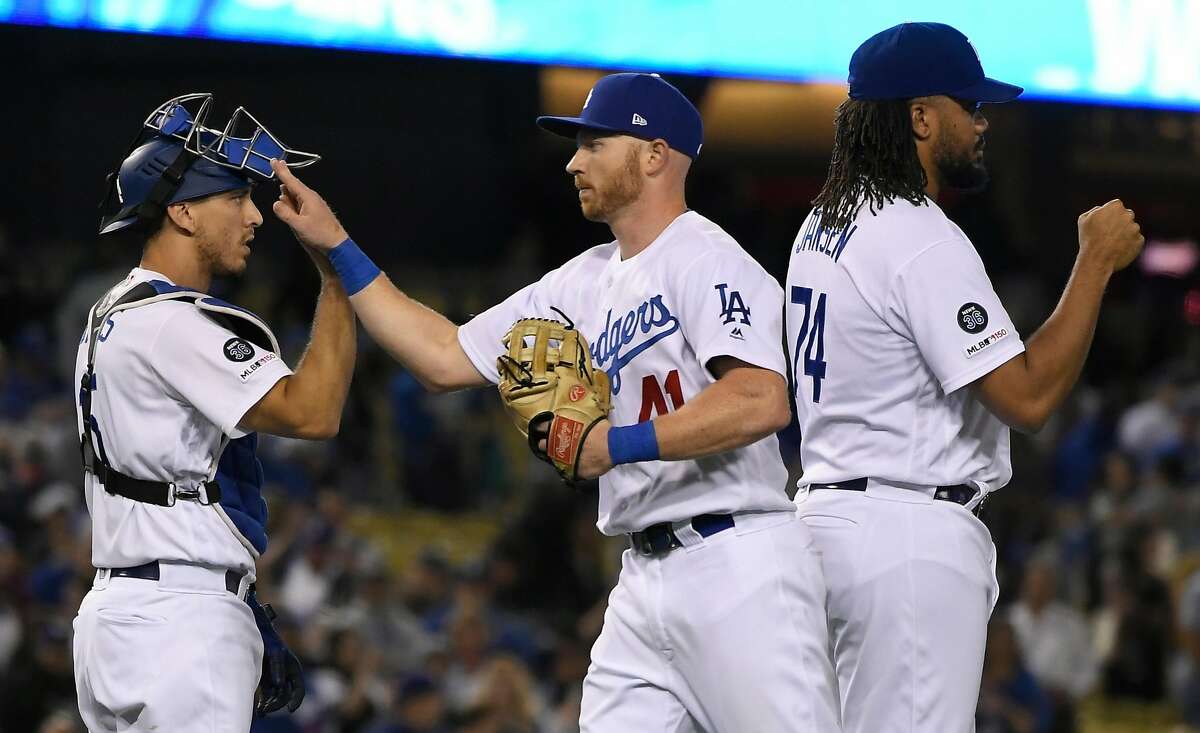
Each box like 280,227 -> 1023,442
99,93 -> 319,235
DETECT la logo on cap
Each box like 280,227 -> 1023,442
632,113 -> 648,126
583,89 -> 594,110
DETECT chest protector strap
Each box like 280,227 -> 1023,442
80,280 -> 280,508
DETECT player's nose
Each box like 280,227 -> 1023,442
565,149 -> 585,177
247,199 -> 264,228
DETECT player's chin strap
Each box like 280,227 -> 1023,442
79,281 -> 281,508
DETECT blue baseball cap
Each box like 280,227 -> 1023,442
537,73 -> 704,159
848,22 -> 1023,103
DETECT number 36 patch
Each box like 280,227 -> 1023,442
957,302 -> 988,334
223,338 -> 256,362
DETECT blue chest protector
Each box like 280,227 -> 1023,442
216,433 -> 269,554
81,279 -> 280,555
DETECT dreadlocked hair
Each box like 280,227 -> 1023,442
811,98 -> 928,233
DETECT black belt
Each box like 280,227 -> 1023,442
809,478 -> 984,516
90,460 -> 221,507
102,560 -> 243,595
628,513 -> 736,556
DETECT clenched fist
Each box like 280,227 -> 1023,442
1077,199 -> 1145,273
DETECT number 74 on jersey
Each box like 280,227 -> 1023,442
789,286 -> 828,404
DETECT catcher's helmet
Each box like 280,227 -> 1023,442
99,93 -> 319,235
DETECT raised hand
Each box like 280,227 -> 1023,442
270,159 -> 349,251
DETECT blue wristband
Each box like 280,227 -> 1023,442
327,238 -> 381,295
607,421 -> 660,466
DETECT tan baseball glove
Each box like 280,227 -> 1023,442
497,318 -> 611,484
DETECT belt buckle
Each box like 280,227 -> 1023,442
633,533 -> 654,556
971,491 -> 988,517
171,483 -> 213,506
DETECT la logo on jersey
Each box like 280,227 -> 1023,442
715,283 -> 751,325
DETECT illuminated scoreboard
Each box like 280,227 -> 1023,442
4,0 -> 1200,110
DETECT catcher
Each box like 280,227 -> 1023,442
269,73 -> 840,731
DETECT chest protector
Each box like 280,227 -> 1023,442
80,279 -> 280,555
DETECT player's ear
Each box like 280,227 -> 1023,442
165,201 -> 198,235
909,98 -> 934,142
645,139 -> 671,175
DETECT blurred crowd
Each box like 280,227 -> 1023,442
1,188 -> 1199,733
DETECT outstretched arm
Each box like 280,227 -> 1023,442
266,159 -> 488,393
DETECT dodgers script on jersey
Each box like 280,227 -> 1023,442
459,211 -> 793,534
73,268 -> 292,571
785,198 -> 1025,494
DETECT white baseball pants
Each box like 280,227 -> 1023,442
580,510 -> 841,732
796,482 -> 999,733
73,564 -> 262,732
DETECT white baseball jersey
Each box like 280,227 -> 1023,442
458,211 -> 794,535
785,198 -> 1024,494
72,267 -> 292,571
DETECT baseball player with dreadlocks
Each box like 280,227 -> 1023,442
73,94 -> 356,731
783,23 -> 1144,732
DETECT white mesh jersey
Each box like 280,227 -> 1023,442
72,268 -> 292,571
459,211 -> 794,535
784,199 -> 1025,496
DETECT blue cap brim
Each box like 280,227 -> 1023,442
952,77 -> 1024,103
536,115 -> 644,140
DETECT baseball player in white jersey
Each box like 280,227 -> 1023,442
72,94 -> 357,731
265,73 -> 840,731
784,23 -> 1145,732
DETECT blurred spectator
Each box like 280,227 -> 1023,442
1009,555 -> 1098,700
345,563 -> 439,675
1008,554 -> 1097,731
1117,374 -> 1182,469
0,525 -> 22,671
1172,566 -> 1200,727
0,324 -> 59,421
977,619 -> 1053,733
307,627 -> 389,732
364,674 -> 449,733
35,708 -> 81,733
537,636 -> 587,733
279,521 -> 350,622
1094,528 -> 1173,702
0,619 -> 77,732
461,655 -> 544,733
403,549 -> 455,633
443,607 -> 493,716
